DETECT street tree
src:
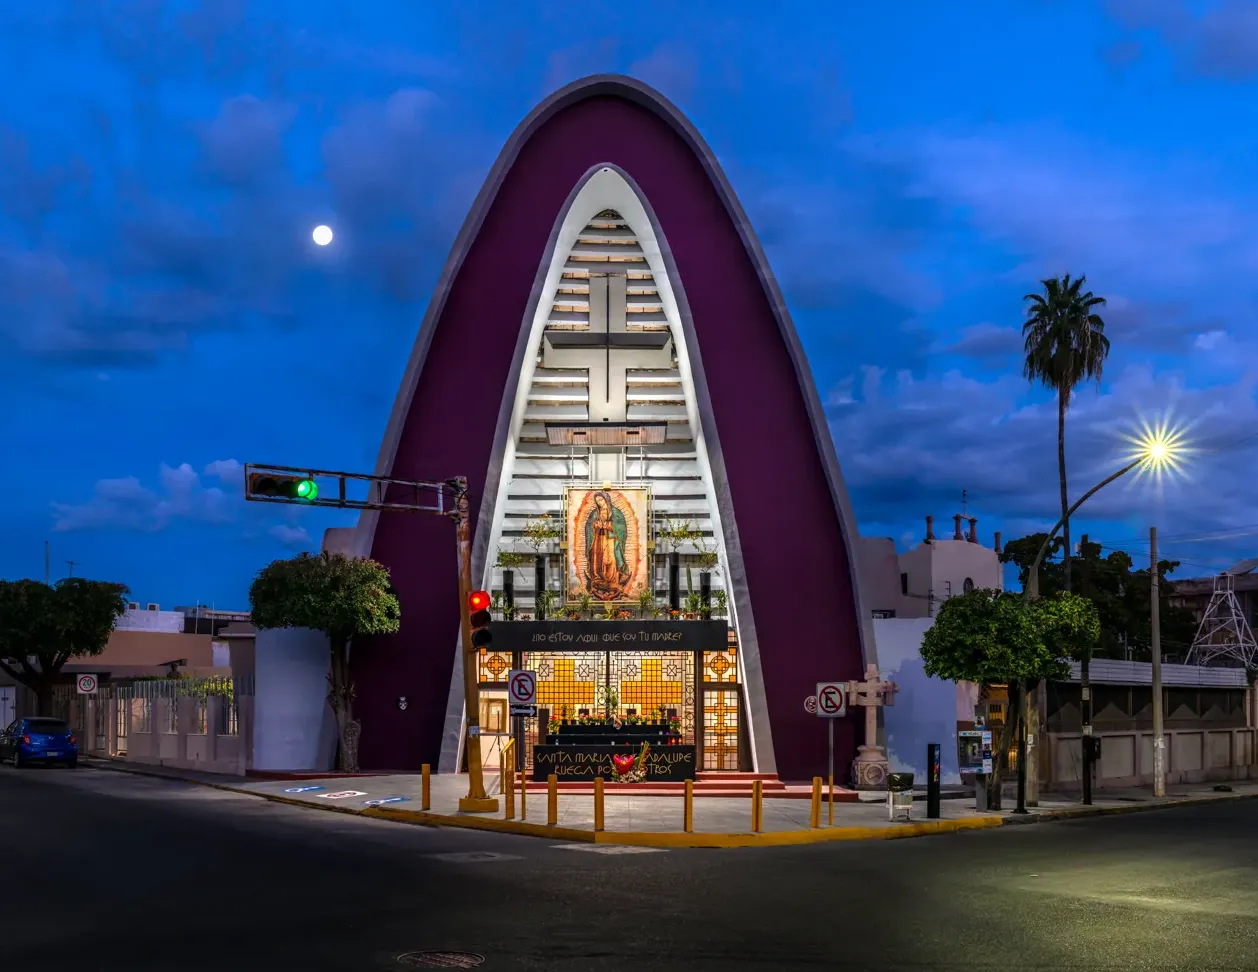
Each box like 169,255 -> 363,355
249,552 -> 400,772
0,578 -> 130,714
1021,274 -> 1110,595
921,587 -> 1099,803
1002,533 -> 1197,661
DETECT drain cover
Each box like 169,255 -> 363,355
397,951 -> 485,969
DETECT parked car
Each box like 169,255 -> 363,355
1,717 -> 79,768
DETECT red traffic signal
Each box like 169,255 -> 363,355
468,590 -> 492,649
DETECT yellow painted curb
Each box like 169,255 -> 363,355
590,816 -> 1004,848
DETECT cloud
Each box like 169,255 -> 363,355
849,127 -> 1258,293
830,361 -> 1258,572
1104,0 -> 1258,80
268,524 -> 314,548
51,462 -> 236,533
940,323 -> 1023,364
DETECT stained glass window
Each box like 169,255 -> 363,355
703,646 -> 738,683
703,689 -> 740,770
477,649 -> 511,684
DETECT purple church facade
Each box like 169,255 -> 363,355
346,77 -> 873,783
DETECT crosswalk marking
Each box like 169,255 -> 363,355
425,851 -> 522,864
552,844 -> 666,855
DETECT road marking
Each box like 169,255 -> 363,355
551,844 -> 667,855
425,851 -> 522,864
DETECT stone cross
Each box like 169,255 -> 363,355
847,664 -> 898,789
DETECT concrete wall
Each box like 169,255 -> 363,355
1048,727 -> 1257,789
81,692 -> 253,775
876,617 -> 964,785
253,628 -> 338,772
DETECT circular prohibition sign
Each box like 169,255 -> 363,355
508,671 -> 535,705
818,684 -> 843,714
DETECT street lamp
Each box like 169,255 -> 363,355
1025,421 -> 1189,597
1017,419 -> 1188,812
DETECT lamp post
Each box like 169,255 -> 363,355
1019,426 -> 1184,810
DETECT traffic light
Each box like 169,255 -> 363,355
468,590 -> 492,649
248,473 -> 319,502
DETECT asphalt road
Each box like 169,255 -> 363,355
3,764 -> 1258,971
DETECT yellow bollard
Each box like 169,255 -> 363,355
421,763 -> 431,810
504,765 -> 515,820
752,779 -> 763,833
683,779 -> 694,833
547,773 -> 558,826
810,776 -> 822,828
521,772 -> 528,821
828,773 -> 835,826
594,775 -> 605,832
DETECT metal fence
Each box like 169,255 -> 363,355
51,675 -> 255,755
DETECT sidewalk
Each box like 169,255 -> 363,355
81,758 -> 1258,848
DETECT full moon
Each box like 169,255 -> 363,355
312,225 -> 334,246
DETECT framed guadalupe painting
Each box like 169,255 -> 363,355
564,486 -> 651,603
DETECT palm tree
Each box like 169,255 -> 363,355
1021,274 -> 1110,595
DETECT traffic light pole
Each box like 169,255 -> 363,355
244,462 -> 499,813
453,479 -> 497,813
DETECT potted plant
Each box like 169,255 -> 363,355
576,592 -> 593,619
522,515 -> 562,617
637,589 -> 655,619
657,516 -> 702,612
712,589 -> 728,620
601,601 -> 618,621
684,591 -> 702,619
535,589 -> 558,621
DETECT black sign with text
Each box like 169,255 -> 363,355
532,745 -> 697,782
490,620 -> 728,654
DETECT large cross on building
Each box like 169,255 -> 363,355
543,272 -> 673,480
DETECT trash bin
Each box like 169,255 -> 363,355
887,772 -> 914,822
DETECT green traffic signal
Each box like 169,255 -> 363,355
295,479 -> 318,500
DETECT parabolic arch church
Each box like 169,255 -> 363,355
325,75 -> 875,783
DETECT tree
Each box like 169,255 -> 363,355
0,578 -> 130,714
1001,533 -> 1197,661
249,552 -> 400,772
1021,273 -> 1110,596
921,587 -> 1099,803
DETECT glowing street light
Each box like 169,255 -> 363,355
312,224 -> 334,246
1027,415 -> 1191,598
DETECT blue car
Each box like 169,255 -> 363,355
1,717 -> 79,768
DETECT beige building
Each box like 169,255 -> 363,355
858,514 -> 1003,619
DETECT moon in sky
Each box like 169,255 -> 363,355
312,225 -> 334,246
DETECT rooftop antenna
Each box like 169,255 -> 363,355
961,489 -> 968,517
65,560 -> 77,578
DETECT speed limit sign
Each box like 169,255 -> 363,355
76,674 -> 99,695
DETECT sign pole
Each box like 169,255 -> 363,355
827,717 -> 834,826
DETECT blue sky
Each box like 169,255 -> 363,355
4,0 -> 1258,608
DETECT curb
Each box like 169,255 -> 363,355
998,789 -> 1258,825
78,760 -> 1258,848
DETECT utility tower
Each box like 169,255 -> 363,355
1184,572 -> 1258,668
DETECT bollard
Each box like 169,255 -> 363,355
810,777 -> 822,828
521,771 -> 528,821
828,772 -> 835,826
594,776 -> 605,832
683,779 -> 694,833
547,774 -> 558,826
421,763 -> 431,810
752,779 -> 763,833
504,765 -> 515,820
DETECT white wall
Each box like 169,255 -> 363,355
252,628 -> 338,772
876,617 -> 964,785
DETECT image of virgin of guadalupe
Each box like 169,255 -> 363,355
583,490 -> 632,600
